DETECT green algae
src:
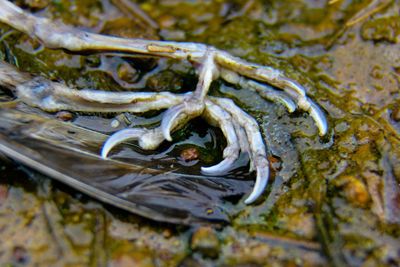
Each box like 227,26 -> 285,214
0,0 -> 400,266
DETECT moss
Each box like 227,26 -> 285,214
361,16 -> 400,43
1,0 -> 400,266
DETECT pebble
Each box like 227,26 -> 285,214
111,119 -> 120,128
162,229 -> 172,238
24,0 -> 50,9
190,226 -> 220,258
180,147 -> 199,162
158,15 -> 177,29
12,246 -> 29,264
55,111 -> 74,121
335,175 -> 370,207
391,106 -> 400,122
0,185 -> 8,206
117,62 -> 138,83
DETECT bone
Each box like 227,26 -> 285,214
14,77 -> 185,113
201,100 -> 240,175
234,124 -> 250,155
219,68 -> 327,135
101,127 -> 165,157
0,0 -> 325,113
161,104 -> 187,141
211,97 -> 269,204
0,0 -> 331,205
278,78 -> 328,136
239,78 -> 297,113
201,159 -> 237,176
258,80 -> 327,136
161,50 -> 217,141
193,48 -> 218,100
0,0 -> 207,61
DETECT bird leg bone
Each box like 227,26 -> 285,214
1,61 -> 269,203
0,0 -> 327,135
0,1 -> 328,204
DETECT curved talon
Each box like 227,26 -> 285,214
280,77 -> 306,98
102,127 -> 166,157
161,104 -> 186,141
281,79 -> 328,136
201,100 -> 240,175
244,162 -> 269,204
201,158 -> 236,176
221,69 -> 327,135
211,97 -> 270,204
309,101 -> 328,136
101,128 -> 146,158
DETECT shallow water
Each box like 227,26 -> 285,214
0,0 -> 399,266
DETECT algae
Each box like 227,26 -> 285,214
0,0 -> 399,266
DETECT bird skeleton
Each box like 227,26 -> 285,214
0,0 -> 327,204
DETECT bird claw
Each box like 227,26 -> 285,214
101,127 -> 165,157
0,1 -> 329,204
101,128 -> 146,158
201,100 -> 240,176
161,104 -> 187,142
200,158 -> 236,176
161,98 -> 204,142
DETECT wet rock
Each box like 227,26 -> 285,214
334,175 -> 370,207
361,16 -> 400,43
190,227 -> 220,259
180,147 -> 200,162
283,213 -> 316,239
178,257 -> 204,267
363,171 -> 385,220
22,0 -> 50,9
163,228 -> 173,239
146,70 -> 183,93
12,246 -> 29,265
117,62 -> 139,83
110,254 -> 154,267
268,155 -> 281,172
84,55 -> 102,68
224,240 -> 271,266
160,29 -> 186,41
64,223 -> 93,247
55,111 -> 74,121
391,106 -> 400,122
158,15 -> 177,29
0,185 -> 8,206
101,18 -> 159,40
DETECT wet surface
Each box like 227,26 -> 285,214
0,0 -> 400,266
0,107 -> 253,224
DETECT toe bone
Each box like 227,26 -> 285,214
211,97 -> 269,204
201,100 -> 240,175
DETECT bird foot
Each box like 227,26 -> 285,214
0,0 -> 328,204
